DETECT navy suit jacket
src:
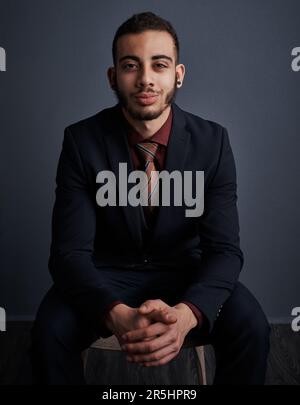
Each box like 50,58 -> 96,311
48,102 -> 244,333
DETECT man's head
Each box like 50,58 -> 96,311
107,12 -> 185,121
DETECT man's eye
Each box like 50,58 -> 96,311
155,64 -> 167,69
123,63 -> 138,70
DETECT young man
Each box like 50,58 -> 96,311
31,12 -> 270,384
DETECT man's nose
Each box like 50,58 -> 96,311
136,66 -> 154,88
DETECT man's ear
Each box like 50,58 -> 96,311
107,67 -> 116,90
175,63 -> 185,88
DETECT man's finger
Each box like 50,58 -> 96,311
139,299 -> 165,311
138,307 -> 177,323
122,321 -> 168,343
138,304 -> 163,314
138,304 -> 177,323
147,309 -> 177,324
126,336 -> 177,358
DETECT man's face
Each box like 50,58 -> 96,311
110,30 -> 182,121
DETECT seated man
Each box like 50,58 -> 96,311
30,12 -> 270,385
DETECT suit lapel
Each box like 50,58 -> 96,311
102,104 -> 143,250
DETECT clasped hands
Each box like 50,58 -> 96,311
105,299 -> 198,367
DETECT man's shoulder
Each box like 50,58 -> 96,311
175,104 -> 226,137
65,105 -> 115,136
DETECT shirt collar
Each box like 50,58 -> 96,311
123,107 -> 173,147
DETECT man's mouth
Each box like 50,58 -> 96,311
134,92 -> 159,106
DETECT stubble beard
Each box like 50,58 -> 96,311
113,78 -> 178,121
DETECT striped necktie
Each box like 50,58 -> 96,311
135,141 -> 160,214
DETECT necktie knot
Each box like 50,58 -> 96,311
135,142 -> 159,165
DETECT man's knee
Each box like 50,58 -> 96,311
31,288 -> 83,353
217,283 -> 270,346
239,283 -> 270,341
244,303 -> 270,352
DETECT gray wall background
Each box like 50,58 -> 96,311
0,0 -> 299,322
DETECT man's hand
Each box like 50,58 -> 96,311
121,300 -> 198,367
104,302 -> 177,347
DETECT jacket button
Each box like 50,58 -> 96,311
144,258 -> 148,263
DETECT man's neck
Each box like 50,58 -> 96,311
121,105 -> 171,140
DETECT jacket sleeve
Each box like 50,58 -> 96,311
180,127 -> 244,332
48,127 -> 120,336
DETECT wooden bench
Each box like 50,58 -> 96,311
83,335 -> 206,385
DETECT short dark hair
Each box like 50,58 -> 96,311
112,12 -> 180,66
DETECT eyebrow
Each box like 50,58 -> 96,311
119,54 -> 173,64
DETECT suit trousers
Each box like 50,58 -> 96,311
30,266 -> 270,385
